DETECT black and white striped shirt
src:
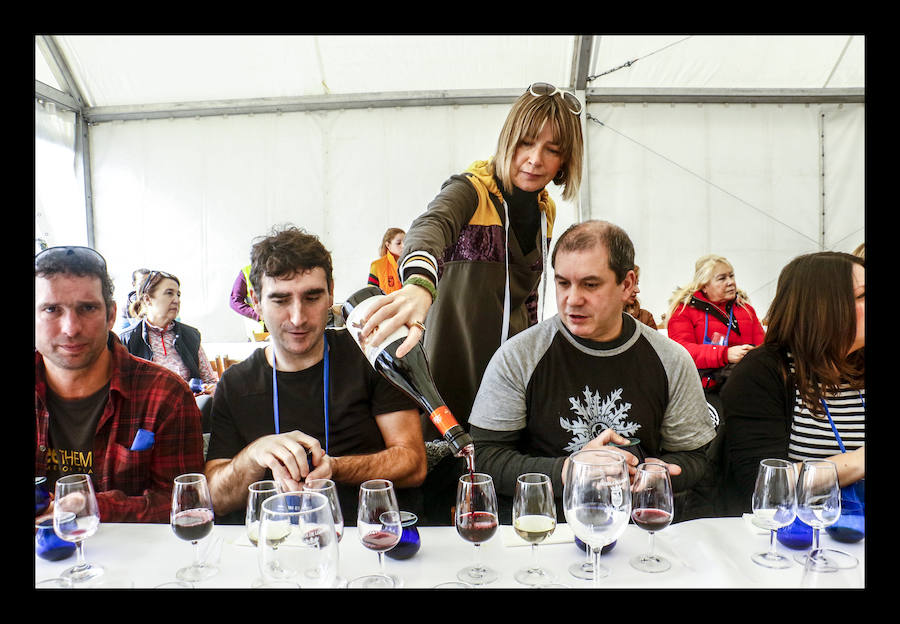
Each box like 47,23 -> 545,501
787,355 -> 865,461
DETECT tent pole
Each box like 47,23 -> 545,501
818,111 -> 826,251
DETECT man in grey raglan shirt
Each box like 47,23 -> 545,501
469,220 -> 716,523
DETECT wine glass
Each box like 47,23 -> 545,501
794,459 -> 858,571
563,450 -> 631,586
630,462 -> 674,573
256,491 -> 339,588
53,473 -> 104,583
348,479 -> 403,588
246,480 -> 281,546
455,472 -> 499,585
512,473 -> 557,586
750,458 -> 797,569
171,473 -> 218,582
304,478 -> 344,542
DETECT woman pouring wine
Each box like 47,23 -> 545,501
357,83 -> 584,523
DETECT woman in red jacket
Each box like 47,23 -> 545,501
666,254 -> 765,391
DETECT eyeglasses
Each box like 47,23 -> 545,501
139,270 -> 178,297
35,245 -> 108,271
528,82 -> 583,116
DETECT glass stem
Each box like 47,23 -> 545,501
812,528 -> 821,551
192,540 -> 202,568
591,546 -> 602,587
377,552 -> 386,576
472,543 -> 483,571
530,543 -> 539,571
648,531 -> 656,557
768,529 -> 778,556
74,541 -> 87,568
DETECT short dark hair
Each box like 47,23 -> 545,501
551,220 -> 634,284
250,225 -> 334,297
35,246 -> 116,317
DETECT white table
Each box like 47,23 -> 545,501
34,516 -> 865,589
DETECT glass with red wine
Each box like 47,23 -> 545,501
455,472 -> 500,585
629,462 -> 674,573
349,479 -> 404,588
171,473 -> 218,582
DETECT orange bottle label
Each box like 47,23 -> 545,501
429,405 -> 459,436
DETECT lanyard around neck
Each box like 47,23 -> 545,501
271,335 -> 330,454
704,304 -> 734,345
820,392 -> 865,454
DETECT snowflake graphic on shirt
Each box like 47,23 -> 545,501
560,386 -> 641,453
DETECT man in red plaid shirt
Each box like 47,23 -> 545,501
35,246 -> 204,523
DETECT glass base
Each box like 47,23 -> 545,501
569,560 -> 609,580
514,566 -> 556,586
630,553 -> 672,573
457,565 -> 498,585
60,562 -> 105,584
176,562 -> 218,582
795,548 -> 858,572
347,573 -> 396,589
752,550 -> 793,569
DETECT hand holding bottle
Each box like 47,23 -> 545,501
358,282 -> 433,358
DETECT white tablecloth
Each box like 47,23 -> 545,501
34,516 -> 865,589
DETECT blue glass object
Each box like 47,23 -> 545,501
35,518 -> 76,561
385,511 -> 420,560
826,499 -> 865,543
35,477 -> 51,516
575,536 -> 616,554
777,516 -> 813,550
189,378 -> 203,393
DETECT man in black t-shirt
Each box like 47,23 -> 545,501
204,227 -> 426,523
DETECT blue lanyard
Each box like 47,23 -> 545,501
703,304 -> 734,345
819,392 -> 865,454
271,335 -> 330,454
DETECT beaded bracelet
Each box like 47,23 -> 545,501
404,275 -> 437,302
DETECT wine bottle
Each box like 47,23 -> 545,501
342,286 -> 475,462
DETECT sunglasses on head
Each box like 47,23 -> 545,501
35,245 -> 108,271
528,82 -> 583,116
140,270 -> 178,296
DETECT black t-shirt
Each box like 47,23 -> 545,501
44,383 -> 109,489
207,328 -> 419,523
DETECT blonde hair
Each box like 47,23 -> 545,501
379,227 -> 405,257
666,255 -> 749,320
491,89 -> 583,202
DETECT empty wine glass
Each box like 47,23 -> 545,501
246,480 -> 281,546
750,458 -> 797,569
349,479 -> 403,588
171,473 -> 218,582
794,459 -> 858,571
512,473 -> 557,586
256,491 -> 339,588
455,472 -> 499,585
304,478 -> 344,542
53,473 -> 104,583
563,450 -> 631,586
630,462 -> 674,573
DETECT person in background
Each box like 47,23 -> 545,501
666,254 -> 765,393
35,247 -> 204,523
118,270 -> 219,431
469,221 -> 714,522
355,83 -> 584,524
204,226 -> 426,525
368,228 -> 405,294
722,252 -> 864,513
624,264 -> 658,329
230,264 -> 267,338
119,267 -> 149,331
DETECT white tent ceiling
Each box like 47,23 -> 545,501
34,34 -> 865,343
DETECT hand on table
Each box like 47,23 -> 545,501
359,283 -> 433,358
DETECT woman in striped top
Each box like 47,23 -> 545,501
721,251 -> 864,513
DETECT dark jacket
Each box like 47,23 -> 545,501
118,319 -> 203,381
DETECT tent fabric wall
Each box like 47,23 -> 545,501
87,99 -> 863,342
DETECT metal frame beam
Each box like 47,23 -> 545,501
78,87 -> 864,124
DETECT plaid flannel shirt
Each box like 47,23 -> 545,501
35,333 -> 204,523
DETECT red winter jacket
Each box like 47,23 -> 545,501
667,290 -> 766,388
